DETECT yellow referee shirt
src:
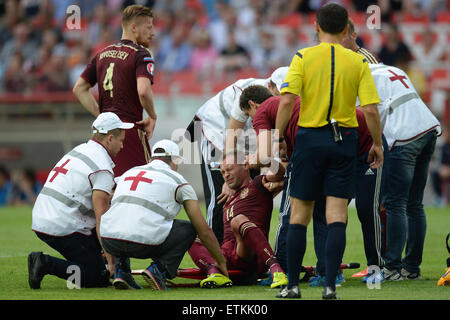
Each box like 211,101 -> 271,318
280,42 -> 380,128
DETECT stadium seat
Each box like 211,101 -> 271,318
396,12 -> 430,24
275,13 -> 302,27
436,11 -> 450,23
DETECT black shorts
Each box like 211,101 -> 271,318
289,125 -> 358,201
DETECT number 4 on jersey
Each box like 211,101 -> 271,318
103,62 -> 115,97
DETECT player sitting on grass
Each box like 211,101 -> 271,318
188,150 -> 288,289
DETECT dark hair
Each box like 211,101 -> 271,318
316,3 -> 348,35
151,147 -> 172,164
239,85 -> 273,111
0,166 -> 9,179
23,168 -> 36,183
347,17 -> 355,34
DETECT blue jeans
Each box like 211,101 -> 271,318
383,130 -> 437,273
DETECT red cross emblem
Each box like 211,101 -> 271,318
49,159 -> 70,182
388,70 -> 409,88
124,171 -> 153,191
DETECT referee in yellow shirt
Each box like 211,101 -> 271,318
275,3 -> 383,299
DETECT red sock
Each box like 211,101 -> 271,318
188,237 -> 217,274
238,221 -> 284,274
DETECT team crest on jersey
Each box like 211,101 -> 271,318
240,188 -> 249,199
146,62 -> 154,76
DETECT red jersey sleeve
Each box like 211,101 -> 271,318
356,107 -> 373,155
135,48 -> 154,85
80,56 -> 97,87
252,98 -> 279,135
252,175 -> 273,196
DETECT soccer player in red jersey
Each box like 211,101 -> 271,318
239,85 -> 387,289
73,5 -> 157,177
188,150 -> 288,289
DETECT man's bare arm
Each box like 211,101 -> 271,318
361,103 -> 384,169
136,77 -> 157,139
92,189 -> 114,275
73,77 -> 100,117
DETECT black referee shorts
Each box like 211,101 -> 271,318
289,125 -> 358,201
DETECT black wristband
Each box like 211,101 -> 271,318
277,137 -> 285,143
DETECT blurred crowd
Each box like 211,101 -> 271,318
0,166 -> 43,207
0,0 -> 448,95
0,0 -> 449,207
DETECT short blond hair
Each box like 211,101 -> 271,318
122,5 -> 153,26
347,17 -> 355,34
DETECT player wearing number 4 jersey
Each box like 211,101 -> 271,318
28,113 -> 133,289
100,140 -> 228,290
73,5 -> 157,177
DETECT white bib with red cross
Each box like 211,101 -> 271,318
100,160 -> 197,245
32,139 -> 114,236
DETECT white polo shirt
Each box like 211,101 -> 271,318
32,139 -> 115,236
369,63 -> 441,149
195,77 -> 270,154
100,160 -> 197,246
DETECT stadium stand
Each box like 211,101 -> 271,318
0,0 -> 448,204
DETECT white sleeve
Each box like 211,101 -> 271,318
230,91 -> 249,123
175,183 -> 198,203
89,170 -> 115,194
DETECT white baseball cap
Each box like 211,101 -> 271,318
270,66 -> 289,92
152,139 -> 184,160
92,112 -> 134,134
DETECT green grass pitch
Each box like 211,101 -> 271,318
0,205 -> 449,300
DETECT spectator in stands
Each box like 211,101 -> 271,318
251,30 -> 283,76
30,46 -> 52,90
404,0 -> 447,21
4,52 -> 30,93
11,168 -> 43,206
394,52 -> 427,99
0,0 -> 20,45
157,23 -> 192,73
279,27 -> 307,66
208,1 -> 235,52
351,0 -> 378,11
0,20 -> 38,70
190,30 -> 218,80
217,31 -> 249,73
91,28 -> 115,56
39,28 -> 59,52
35,46 -> 70,92
86,3 -> 115,47
69,45 -> 91,88
409,27 -> 446,77
379,0 -> 404,22
378,23 -> 412,66
0,166 -> 13,207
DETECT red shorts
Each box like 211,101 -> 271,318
221,240 -> 257,271
113,127 -> 151,177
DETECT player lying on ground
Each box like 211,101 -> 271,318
188,150 -> 287,289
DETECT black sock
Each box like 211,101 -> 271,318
325,222 -> 346,290
287,223 -> 307,289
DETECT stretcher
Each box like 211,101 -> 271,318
131,262 -> 360,288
